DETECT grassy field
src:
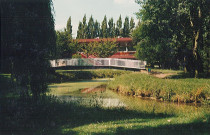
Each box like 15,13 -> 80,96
1,70 -> 210,134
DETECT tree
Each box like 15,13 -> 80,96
80,41 -> 117,58
77,22 -> 83,39
56,31 -> 77,58
1,0 -> 56,98
94,20 -> 100,38
87,15 -> 95,38
101,15 -> 108,38
66,16 -> 72,39
108,18 -> 115,38
130,17 -> 135,32
123,16 -> 130,37
82,14 -> 88,38
94,41 -> 118,58
116,15 -> 122,37
134,0 -> 210,77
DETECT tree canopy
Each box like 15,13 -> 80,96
76,15 -> 134,39
133,0 -> 210,77
1,0 -> 56,97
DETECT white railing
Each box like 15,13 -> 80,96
50,58 -> 146,69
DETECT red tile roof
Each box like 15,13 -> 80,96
109,52 -> 136,59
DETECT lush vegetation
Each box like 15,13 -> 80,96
133,0 -> 210,77
108,73 -> 210,104
76,14 -> 135,39
49,69 -> 132,83
1,73 -> 209,135
1,0 -> 56,98
55,14 -> 136,59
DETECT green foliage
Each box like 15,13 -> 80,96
116,15 -> 123,37
93,41 -> 118,58
77,22 -> 83,39
76,15 -> 134,39
101,15 -> 108,38
108,18 -> 115,38
1,0 -> 56,97
1,73 -> 209,134
94,20 -> 100,38
56,31 -> 78,58
87,15 -> 95,38
123,16 -> 130,37
79,40 -> 117,58
72,54 -> 82,59
134,0 -> 210,76
66,16 -> 72,38
108,73 -> 210,103
130,17 -> 135,32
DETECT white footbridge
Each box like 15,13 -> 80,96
50,58 -> 146,70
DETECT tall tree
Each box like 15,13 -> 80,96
134,0 -> 210,77
56,31 -> 77,58
1,0 -> 56,98
123,16 -> 130,37
87,15 -> 95,38
130,17 -> 135,32
66,16 -> 72,38
101,15 -> 108,38
108,18 -> 115,38
94,20 -> 100,38
116,15 -> 122,37
82,14 -> 88,38
76,21 -> 83,39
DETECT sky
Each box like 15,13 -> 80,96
53,0 -> 140,38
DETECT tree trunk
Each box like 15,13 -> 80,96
190,6 -> 202,78
193,30 -> 200,78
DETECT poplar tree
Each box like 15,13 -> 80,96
108,18 -> 115,38
1,0 -> 56,98
87,15 -> 95,38
66,16 -> 72,38
101,15 -> 108,38
130,17 -> 135,32
123,16 -> 130,37
76,22 -> 83,39
82,14 -> 87,38
116,15 -> 122,37
94,20 -> 100,38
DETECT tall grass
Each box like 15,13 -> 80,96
108,73 -> 210,103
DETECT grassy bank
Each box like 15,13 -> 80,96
108,73 -> 210,104
48,69 -> 132,83
1,71 -> 210,134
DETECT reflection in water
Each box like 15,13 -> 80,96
58,96 -> 126,108
49,79 -> 209,114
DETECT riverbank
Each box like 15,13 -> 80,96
108,72 -> 210,104
1,70 -> 210,134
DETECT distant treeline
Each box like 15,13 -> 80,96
61,15 -> 136,39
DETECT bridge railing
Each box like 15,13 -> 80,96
50,58 -> 146,69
